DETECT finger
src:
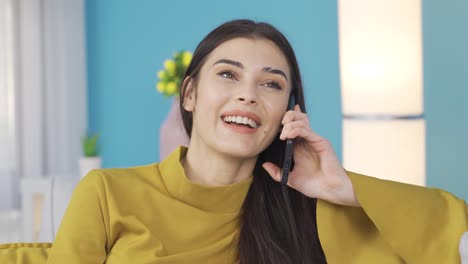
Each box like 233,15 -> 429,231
281,110 -> 295,125
262,162 -> 282,182
280,120 -> 311,140
294,104 -> 301,112
263,162 -> 297,187
281,110 -> 309,125
284,126 -> 324,143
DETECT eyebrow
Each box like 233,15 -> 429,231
213,59 -> 243,69
213,59 -> 288,81
262,67 -> 288,81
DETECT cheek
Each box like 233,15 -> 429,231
266,99 -> 288,123
197,77 -> 224,101
196,95 -> 220,120
192,87 -> 228,125
262,102 -> 288,138
262,108 -> 286,138
199,88 -> 231,114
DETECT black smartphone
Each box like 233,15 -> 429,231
280,94 -> 296,185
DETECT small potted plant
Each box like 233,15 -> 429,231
78,133 -> 101,178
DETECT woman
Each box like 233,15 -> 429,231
47,20 -> 467,264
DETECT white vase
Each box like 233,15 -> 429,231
159,97 -> 190,161
78,156 -> 102,179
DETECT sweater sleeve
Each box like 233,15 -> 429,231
348,171 -> 468,263
47,170 -> 109,264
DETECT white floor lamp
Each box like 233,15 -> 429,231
338,0 -> 426,186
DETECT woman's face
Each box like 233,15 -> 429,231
184,37 -> 292,159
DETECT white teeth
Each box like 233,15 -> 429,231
222,115 -> 259,128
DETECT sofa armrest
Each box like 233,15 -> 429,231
0,243 -> 51,264
461,232 -> 468,264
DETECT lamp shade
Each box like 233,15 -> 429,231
343,119 -> 425,186
339,0 -> 423,115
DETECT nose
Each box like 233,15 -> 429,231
235,84 -> 257,105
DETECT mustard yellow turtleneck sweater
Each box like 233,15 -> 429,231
45,146 -> 468,264
48,147 -> 253,263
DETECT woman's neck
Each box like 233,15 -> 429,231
182,141 -> 257,186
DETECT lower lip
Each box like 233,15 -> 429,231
222,121 -> 258,134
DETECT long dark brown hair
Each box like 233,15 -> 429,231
179,20 -> 326,264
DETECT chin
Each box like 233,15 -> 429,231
215,141 -> 262,159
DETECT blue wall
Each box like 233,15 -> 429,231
85,0 -> 341,166
86,0 -> 467,201
423,0 -> 468,200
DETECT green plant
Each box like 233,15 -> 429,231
82,133 -> 99,157
156,50 -> 192,97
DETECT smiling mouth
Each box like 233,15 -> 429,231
222,115 -> 260,129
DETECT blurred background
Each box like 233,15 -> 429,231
0,0 -> 466,243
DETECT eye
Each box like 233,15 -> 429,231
217,70 -> 237,80
263,81 -> 283,90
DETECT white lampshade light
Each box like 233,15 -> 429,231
339,0 -> 426,185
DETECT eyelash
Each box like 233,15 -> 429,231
264,81 -> 282,90
218,70 -> 237,80
217,70 -> 283,90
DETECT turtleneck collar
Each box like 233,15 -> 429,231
159,146 -> 253,214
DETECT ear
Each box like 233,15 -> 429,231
182,77 -> 196,112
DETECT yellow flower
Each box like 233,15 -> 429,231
156,82 -> 166,93
164,60 -> 176,76
157,70 -> 166,79
166,81 -> 177,95
156,50 -> 192,97
182,51 -> 192,67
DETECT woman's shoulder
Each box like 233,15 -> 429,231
79,162 -> 163,195
93,163 -> 160,179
